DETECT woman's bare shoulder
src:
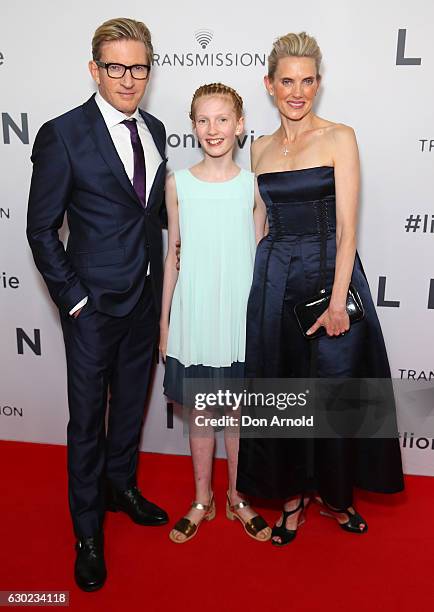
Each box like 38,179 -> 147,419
251,133 -> 274,154
323,121 -> 356,140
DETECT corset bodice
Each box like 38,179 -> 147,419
258,166 -> 336,236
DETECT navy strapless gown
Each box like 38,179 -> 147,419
236,167 -> 404,507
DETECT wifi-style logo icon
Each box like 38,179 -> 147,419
195,29 -> 214,49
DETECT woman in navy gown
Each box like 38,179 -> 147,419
236,32 -> 404,545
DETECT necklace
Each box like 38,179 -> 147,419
283,145 -> 289,156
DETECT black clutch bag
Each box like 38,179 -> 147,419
294,283 -> 364,339
293,201 -> 364,340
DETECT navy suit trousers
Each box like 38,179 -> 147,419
60,277 -> 157,537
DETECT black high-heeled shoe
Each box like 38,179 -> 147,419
271,496 -> 307,547
316,497 -> 368,534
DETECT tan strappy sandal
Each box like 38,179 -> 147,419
226,492 -> 271,542
169,495 -> 216,544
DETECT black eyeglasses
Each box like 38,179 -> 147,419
95,61 -> 151,80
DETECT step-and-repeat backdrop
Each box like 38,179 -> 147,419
1,0 -> 433,475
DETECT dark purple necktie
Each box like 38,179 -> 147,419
122,118 -> 146,207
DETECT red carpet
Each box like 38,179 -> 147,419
0,440 -> 432,611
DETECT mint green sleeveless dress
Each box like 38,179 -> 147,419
163,168 -> 256,404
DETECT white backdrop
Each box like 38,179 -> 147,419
1,0 -> 433,475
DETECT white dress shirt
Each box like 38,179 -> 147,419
69,92 -> 162,315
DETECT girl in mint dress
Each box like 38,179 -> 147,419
159,83 -> 270,544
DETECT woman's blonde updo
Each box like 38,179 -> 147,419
268,32 -> 322,78
189,83 -> 243,120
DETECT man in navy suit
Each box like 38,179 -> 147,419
27,18 -> 168,591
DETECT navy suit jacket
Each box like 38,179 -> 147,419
27,94 -> 167,317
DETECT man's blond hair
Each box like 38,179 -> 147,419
92,18 -> 153,62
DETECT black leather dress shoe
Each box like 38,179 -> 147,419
74,533 -> 107,592
106,485 -> 169,526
